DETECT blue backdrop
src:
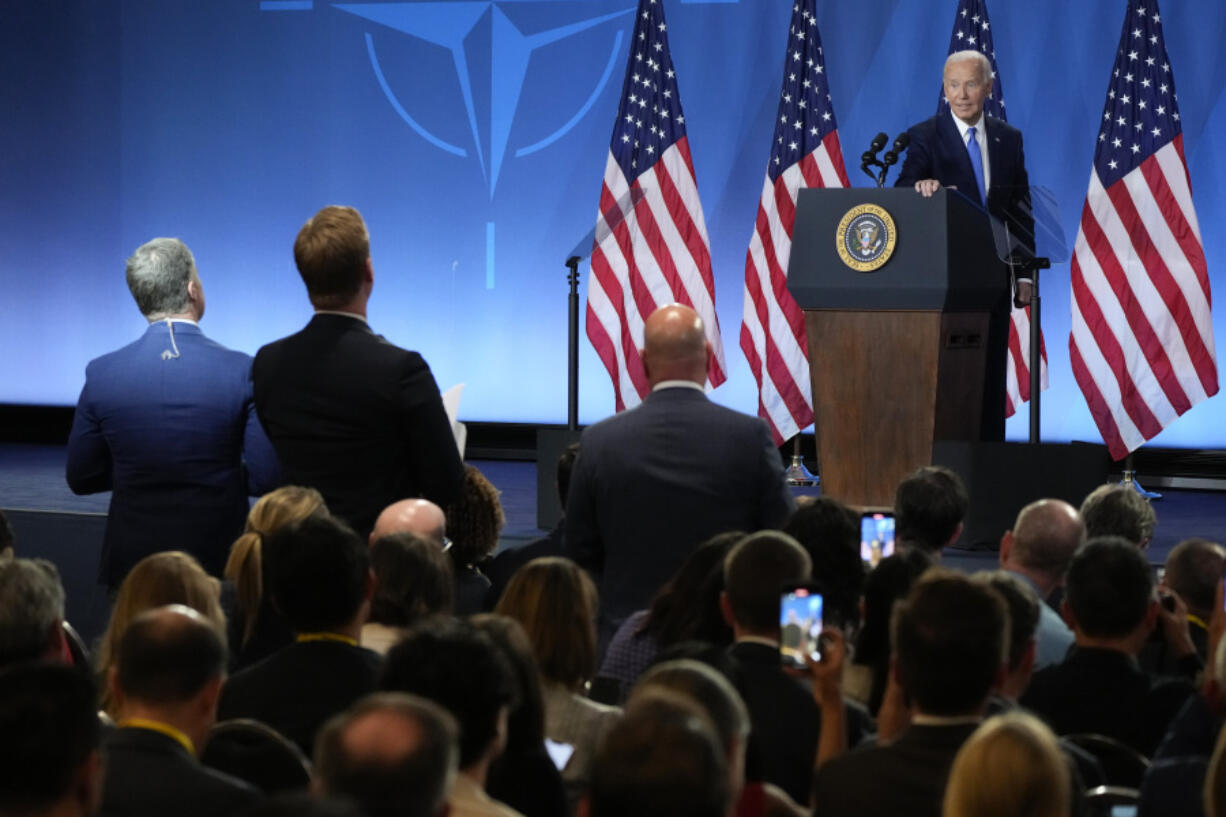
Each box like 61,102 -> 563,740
3,0 -> 1224,448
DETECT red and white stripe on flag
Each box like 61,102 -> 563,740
739,0 -> 850,445
586,0 -> 725,413
1069,0 -> 1217,461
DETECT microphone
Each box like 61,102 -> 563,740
860,132 -> 889,183
877,132 -> 911,186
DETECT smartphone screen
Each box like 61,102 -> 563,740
780,584 -> 823,669
861,512 -> 896,567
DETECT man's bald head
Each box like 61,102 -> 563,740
316,692 -> 459,817
642,304 -> 709,386
116,605 -> 226,705
1007,499 -> 1085,580
371,500 -> 447,547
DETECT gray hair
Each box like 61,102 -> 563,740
0,559 -> 66,666
945,50 -> 993,86
125,238 -> 197,318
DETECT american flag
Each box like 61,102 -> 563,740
940,0 -> 1047,419
1070,0 -> 1217,461
587,0 -> 726,412
739,0 -> 848,445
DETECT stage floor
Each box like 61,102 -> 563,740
5,443 -> 1226,642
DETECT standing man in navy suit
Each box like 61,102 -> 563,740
67,238 -> 280,588
564,304 -> 795,641
252,206 -> 465,539
895,50 -> 1032,440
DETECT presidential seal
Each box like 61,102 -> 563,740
836,204 -> 897,272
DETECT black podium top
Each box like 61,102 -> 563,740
787,187 -> 1009,311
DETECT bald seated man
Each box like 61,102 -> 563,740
564,304 -> 795,641
371,499 -> 447,547
999,499 -> 1086,669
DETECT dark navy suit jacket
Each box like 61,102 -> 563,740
894,111 -> 1032,439
564,386 -> 795,634
66,321 -> 279,586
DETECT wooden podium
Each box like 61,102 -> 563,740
787,188 -> 1010,508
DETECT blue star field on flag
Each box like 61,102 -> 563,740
939,0 -> 1005,121
766,0 -> 840,184
609,0 -> 687,183
1093,1 -> 1183,189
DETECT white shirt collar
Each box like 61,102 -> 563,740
735,634 -> 781,649
950,108 -> 985,140
651,379 -> 705,393
150,317 -> 198,327
314,309 -> 369,325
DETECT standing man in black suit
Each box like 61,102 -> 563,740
253,205 -> 465,538
565,304 -> 795,639
812,571 -> 1009,817
895,50 -> 1032,440
101,605 -> 260,817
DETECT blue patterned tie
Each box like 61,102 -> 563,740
965,126 -> 986,205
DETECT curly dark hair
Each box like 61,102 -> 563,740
445,466 -> 506,568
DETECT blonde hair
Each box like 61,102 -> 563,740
95,551 -> 226,715
224,486 -> 326,648
495,557 -> 598,690
1206,717 -> 1226,817
943,712 -> 1070,817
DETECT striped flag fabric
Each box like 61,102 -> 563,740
739,0 -> 849,445
587,0 -> 726,412
1069,0 -> 1218,461
940,0 -> 1048,419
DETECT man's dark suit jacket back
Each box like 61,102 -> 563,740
217,639 -> 383,755
100,726 -> 259,817
1020,646 -> 1195,758
813,722 -> 980,817
252,314 -> 464,537
564,387 -> 795,631
894,112 -> 1030,441
66,321 -> 280,585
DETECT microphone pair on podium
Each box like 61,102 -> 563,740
860,132 -> 910,187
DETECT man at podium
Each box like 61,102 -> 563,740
896,49 -> 1032,440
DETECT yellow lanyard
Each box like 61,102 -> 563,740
296,632 -> 359,646
120,719 -> 196,756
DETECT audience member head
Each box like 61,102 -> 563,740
642,304 -> 709,386
125,237 -> 204,321
721,531 -> 811,639
380,618 -> 518,776
895,466 -> 969,554
854,548 -> 934,713
631,659 -> 750,801
891,570 -> 1008,717
315,692 -> 459,817
445,466 -> 505,570
96,551 -> 225,714
0,509 -> 15,560
588,690 -> 729,817
294,205 -> 372,310
1164,538 -> 1226,622
264,515 -> 373,636
1079,484 -> 1156,548
972,571 -> 1041,700
783,497 -> 865,627
641,531 -> 741,648
111,605 -> 228,749
368,533 -> 455,629
370,499 -> 447,548
225,485 -> 328,648
999,499 -> 1085,592
495,557 -> 598,690
556,442 -> 580,508
0,664 -> 102,817
470,614 -> 549,753
0,557 -> 66,667
943,711 -> 1070,817
1063,536 -> 1156,651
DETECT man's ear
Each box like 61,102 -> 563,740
719,591 -> 736,628
1061,599 -> 1078,632
944,522 -> 964,549
998,531 -> 1014,567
